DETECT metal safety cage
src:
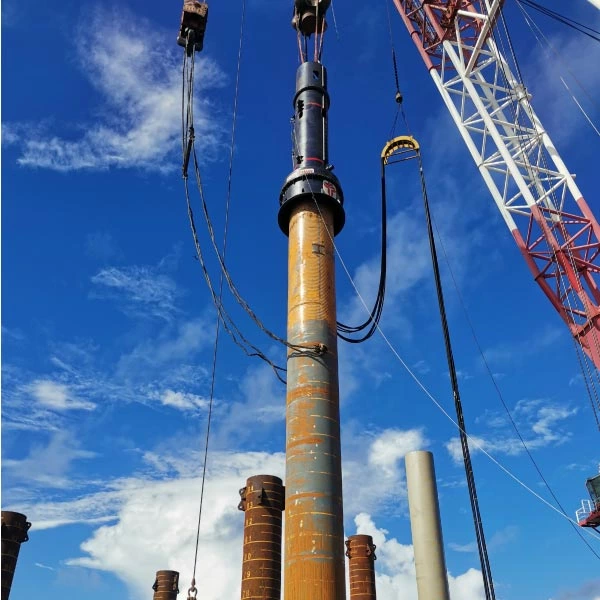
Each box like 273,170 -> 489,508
393,0 -> 600,368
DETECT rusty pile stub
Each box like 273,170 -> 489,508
152,570 -> 179,600
1,511 -> 31,600
346,534 -> 377,600
238,475 -> 284,600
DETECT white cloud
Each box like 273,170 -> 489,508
85,232 -> 122,262
353,512 -> 485,600
368,429 -> 426,477
7,9 -> 225,172
449,525 -> 518,554
2,334 -> 216,433
483,327 -> 563,367
160,389 -> 210,412
448,541 -> 478,553
343,428 -> 427,516
29,379 -> 96,411
413,360 -> 431,375
65,450 -> 285,599
3,431 -> 96,489
116,317 -> 212,380
445,398 -> 577,462
554,579 -> 600,600
212,363 -> 286,446
519,9 -> 600,144
91,265 -> 180,321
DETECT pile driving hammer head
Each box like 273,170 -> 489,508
177,1 -> 208,55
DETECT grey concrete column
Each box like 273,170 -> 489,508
405,451 -> 450,600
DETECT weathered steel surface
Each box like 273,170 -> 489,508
238,475 -> 284,600
1,511 -> 30,600
346,535 -> 377,600
152,570 -> 179,600
285,201 -> 346,600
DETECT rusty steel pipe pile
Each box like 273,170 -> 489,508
152,570 -> 180,600
1,511 -> 30,600
238,475 -> 285,600
346,535 -> 377,600
278,2 -> 347,598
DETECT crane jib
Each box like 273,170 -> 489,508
391,0 -> 600,371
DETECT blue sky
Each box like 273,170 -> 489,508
2,0 -> 600,599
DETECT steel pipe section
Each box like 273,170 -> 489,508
238,475 -> 285,600
1,511 -> 30,600
152,570 -> 180,600
283,201 -> 346,600
346,535 -> 377,600
405,451 -> 450,600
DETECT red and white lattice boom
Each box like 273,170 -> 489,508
392,0 -> 600,368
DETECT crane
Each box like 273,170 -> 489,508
390,0 -> 600,370
575,467 -> 600,530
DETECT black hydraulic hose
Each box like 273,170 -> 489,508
337,158 -> 388,343
417,152 -> 496,600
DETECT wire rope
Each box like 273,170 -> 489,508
181,18 -> 328,387
415,152 -> 496,599
515,2 -> 600,136
509,8 -> 600,416
330,0 -> 340,40
183,7 -> 249,594
515,0 -> 600,42
428,185 -> 600,550
490,9 -> 600,431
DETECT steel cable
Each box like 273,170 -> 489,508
415,152 -> 496,600
516,0 -> 600,42
491,9 -> 600,431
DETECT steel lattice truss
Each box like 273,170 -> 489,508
393,0 -> 600,368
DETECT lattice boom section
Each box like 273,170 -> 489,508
394,0 -> 600,368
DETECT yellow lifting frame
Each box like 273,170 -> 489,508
381,135 -> 420,165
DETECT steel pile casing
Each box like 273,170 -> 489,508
1,511 -> 30,600
284,200 -> 346,600
238,475 -> 284,600
346,535 -> 377,600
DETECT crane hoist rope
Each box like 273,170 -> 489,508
516,0 -> 600,42
515,4 -> 600,136
386,134 -> 497,600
